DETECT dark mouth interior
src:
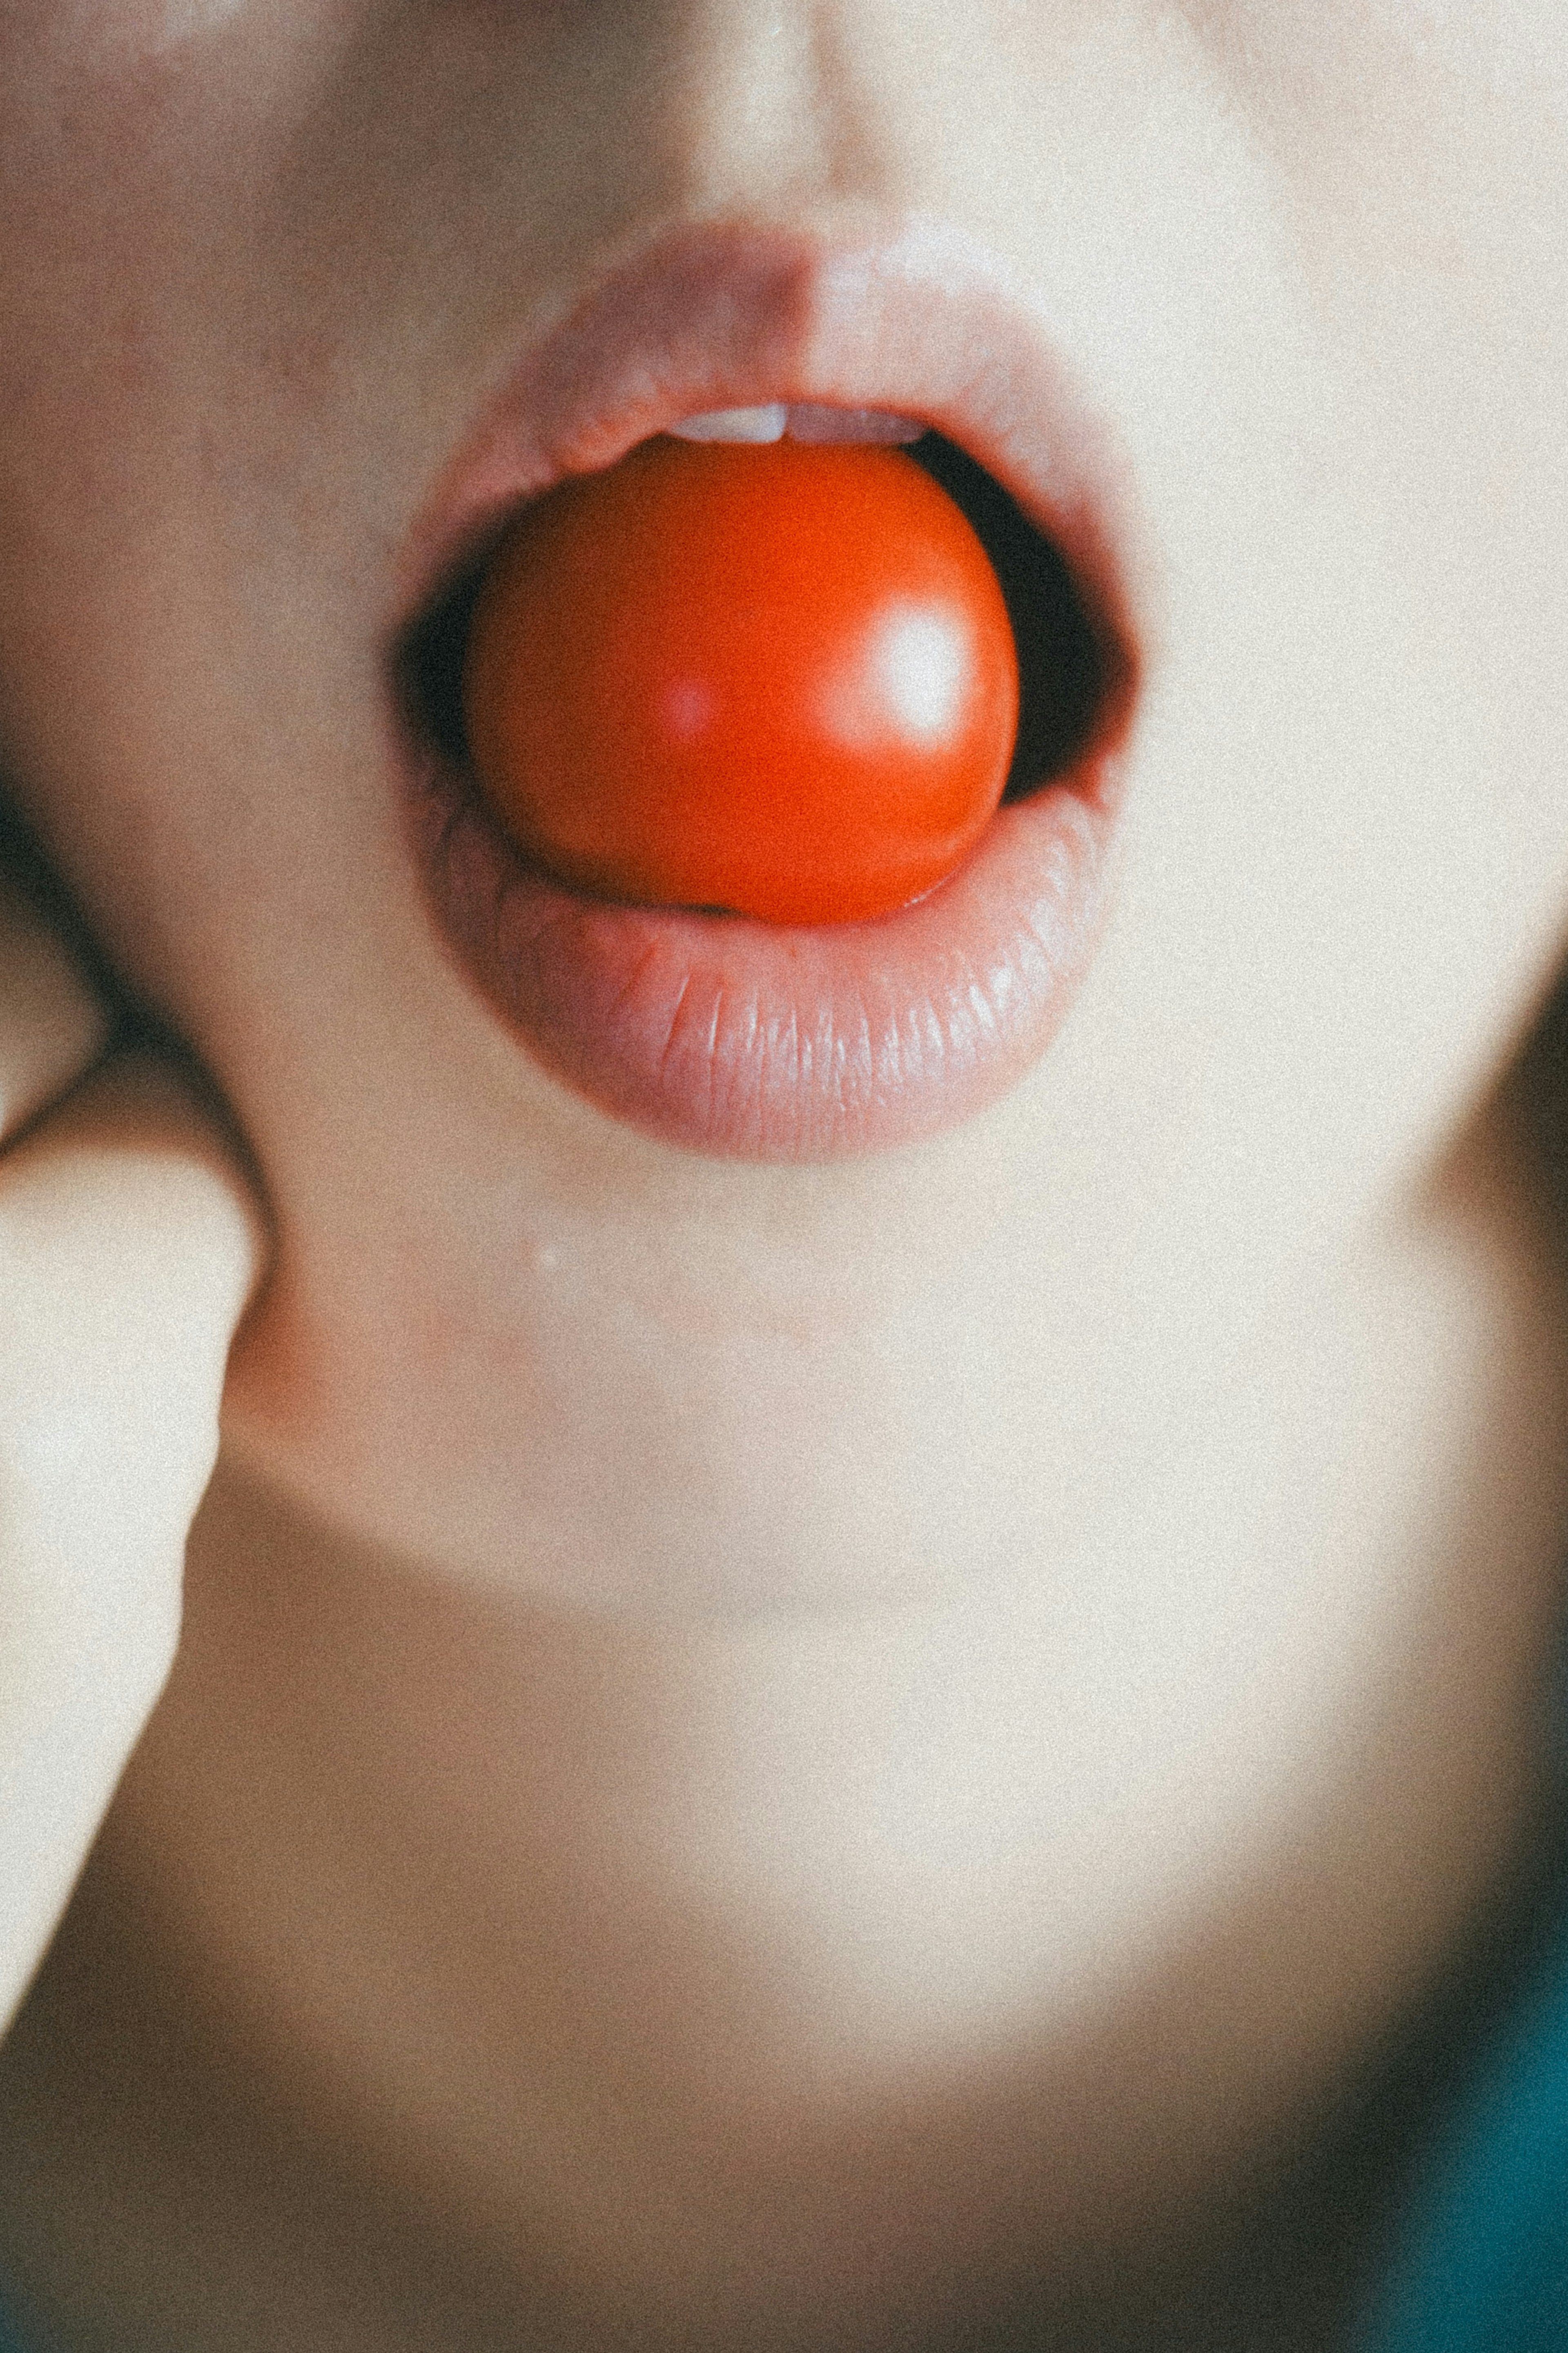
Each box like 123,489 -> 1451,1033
399,432 -> 1107,805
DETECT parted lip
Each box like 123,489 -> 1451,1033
393,218 -> 1152,1160
396,216 -> 1155,682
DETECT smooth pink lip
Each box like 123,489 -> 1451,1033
398,221 -> 1149,1160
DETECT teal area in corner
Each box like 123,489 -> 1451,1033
2,1924 -> 1568,2353
1361,1913 -> 1568,2353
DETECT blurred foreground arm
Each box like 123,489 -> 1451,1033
0,877 -> 259,2032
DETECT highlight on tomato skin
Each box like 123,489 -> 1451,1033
461,436 -> 1020,928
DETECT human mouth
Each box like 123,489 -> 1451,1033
395,223 -> 1147,1161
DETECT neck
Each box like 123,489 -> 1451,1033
2,1102 -> 1566,2352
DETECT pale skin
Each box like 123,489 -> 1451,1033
2,2 -> 1568,2346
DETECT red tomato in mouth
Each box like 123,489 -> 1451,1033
462,435 -> 1020,927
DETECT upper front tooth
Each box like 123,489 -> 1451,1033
668,404 -> 788,444
785,406 -> 924,444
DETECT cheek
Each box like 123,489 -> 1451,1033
1194,0 -> 1568,794
853,20 -> 1568,1475
2,0 -> 1566,1621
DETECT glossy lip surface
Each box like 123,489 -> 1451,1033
399,221 -> 1148,1160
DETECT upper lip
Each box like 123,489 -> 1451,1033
394,216 -> 1156,727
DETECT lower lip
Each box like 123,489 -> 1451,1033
415,735 -> 1125,1161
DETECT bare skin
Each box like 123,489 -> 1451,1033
2,2 -> 1568,2346
2,1103 -> 1566,2353
0,890 -> 255,2044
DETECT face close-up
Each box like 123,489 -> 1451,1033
0,0 -> 1560,1602
0,0 -> 1561,1607
2,3 -> 1568,2347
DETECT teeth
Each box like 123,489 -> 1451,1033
668,404 -> 788,444
784,406 -> 925,445
667,404 -> 925,446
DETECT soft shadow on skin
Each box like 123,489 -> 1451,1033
0,1425 -> 1566,2353
1511,973 -> 1568,1280
1,1708 -> 1565,2353
0,787 -> 269,1213
1,1033 -> 1566,2353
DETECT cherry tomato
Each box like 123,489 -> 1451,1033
462,436 -> 1019,927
